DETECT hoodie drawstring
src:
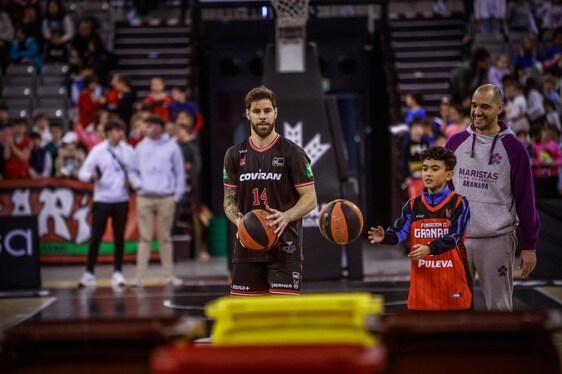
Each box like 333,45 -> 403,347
488,134 -> 500,165
470,132 -> 476,158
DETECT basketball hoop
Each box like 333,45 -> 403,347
270,0 -> 310,73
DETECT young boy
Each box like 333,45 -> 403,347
368,146 -> 472,311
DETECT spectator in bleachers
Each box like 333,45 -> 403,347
525,76 -> 547,126
488,53 -> 510,93
144,77 -> 172,121
543,74 -> 561,114
78,75 -> 106,129
449,47 -> 491,102
43,120 -> 63,175
473,0 -> 506,34
175,110 -> 197,141
433,96 -> 451,135
165,120 -> 177,140
536,0 -> 562,31
29,131 -> 51,178
504,80 -> 530,132
401,118 -> 431,198
128,111 -> 147,147
531,124 -> 562,197
19,5 -> 43,50
2,118 -> 31,179
32,113 -> 52,146
444,103 -> 468,139
10,26 -> 43,69
540,27 -> 562,77
515,129 -> 533,158
506,0 -> 538,34
113,75 -> 137,126
75,109 -> 108,152
169,86 -> 203,135
42,26 -> 68,64
545,98 -> 562,130
7,1 -> 41,27
0,4 -> 14,75
70,65 -> 95,105
55,130 -> 85,178
105,72 -> 121,111
41,0 -> 74,46
514,34 -> 540,79
0,142 -> 4,178
403,91 -> 426,125
70,19 -> 103,64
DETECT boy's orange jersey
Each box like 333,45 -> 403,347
408,192 -> 472,311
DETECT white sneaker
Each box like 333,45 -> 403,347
112,271 -> 126,288
165,275 -> 184,286
78,271 -> 96,288
130,278 -> 143,288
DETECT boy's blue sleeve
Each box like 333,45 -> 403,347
428,196 -> 470,255
382,200 -> 412,245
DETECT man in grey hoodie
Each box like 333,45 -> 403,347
129,115 -> 185,286
446,84 -> 539,311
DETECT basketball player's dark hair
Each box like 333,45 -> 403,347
420,146 -> 457,171
245,86 -> 276,110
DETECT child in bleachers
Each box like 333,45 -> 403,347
10,26 -> 43,69
488,54 -> 510,93
32,113 -> 52,147
531,124 -> 562,198
402,118 -> 431,198
404,91 -> 426,125
525,76 -> 547,127
443,104 -> 467,139
144,77 -> 172,121
3,118 -> 32,179
55,131 -> 85,179
29,131 -> 52,178
505,80 -> 530,132
545,98 -> 561,131
543,74 -> 561,114
78,75 -> 106,128
433,97 -> 451,136
42,27 -> 68,64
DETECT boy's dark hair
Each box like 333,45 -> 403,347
29,131 -> 42,140
33,113 -> 48,123
420,146 -> 457,171
245,86 -> 276,110
145,114 -> 165,127
410,117 -> 424,127
104,118 -> 126,133
50,121 -> 63,130
12,118 -> 28,127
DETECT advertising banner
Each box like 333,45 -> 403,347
0,178 -> 154,263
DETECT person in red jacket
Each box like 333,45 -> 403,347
3,119 -> 32,179
143,77 -> 171,121
78,75 -> 105,128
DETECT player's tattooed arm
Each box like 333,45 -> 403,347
224,186 -> 242,225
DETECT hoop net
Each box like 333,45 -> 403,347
270,0 -> 309,72
270,0 -> 310,27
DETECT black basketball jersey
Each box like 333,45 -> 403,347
223,134 -> 315,263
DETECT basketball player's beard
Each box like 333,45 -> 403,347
251,121 -> 275,138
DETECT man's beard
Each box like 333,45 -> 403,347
251,121 -> 274,138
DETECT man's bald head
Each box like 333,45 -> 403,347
473,84 -> 503,104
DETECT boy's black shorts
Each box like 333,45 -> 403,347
230,260 -> 302,296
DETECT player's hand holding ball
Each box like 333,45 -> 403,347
237,209 -> 278,251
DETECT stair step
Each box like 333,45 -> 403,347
390,17 -> 464,30
393,40 -> 463,50
396,61 -> 462,71
395,50 -> 462,60
118,58 -> 190,66
115,26 -> 191,35
115,37 -> 191,45
392,29 -> 464,40
398,71 -> 452,81
120,68 -> 191,77
115,47 -> 192,57
399,82 -> 449,91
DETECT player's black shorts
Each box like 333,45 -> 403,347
230,260 -> 302,296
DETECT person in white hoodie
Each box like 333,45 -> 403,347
77,119 -> 134,288
129,115 -> 185,286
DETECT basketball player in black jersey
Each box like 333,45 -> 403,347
223,86 -> 317,296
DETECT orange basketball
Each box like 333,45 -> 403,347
237,209 -> 277,251
318,199 -> 364,244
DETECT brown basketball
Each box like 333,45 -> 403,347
237,209 -> 277,251
318,199 -> 364,244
